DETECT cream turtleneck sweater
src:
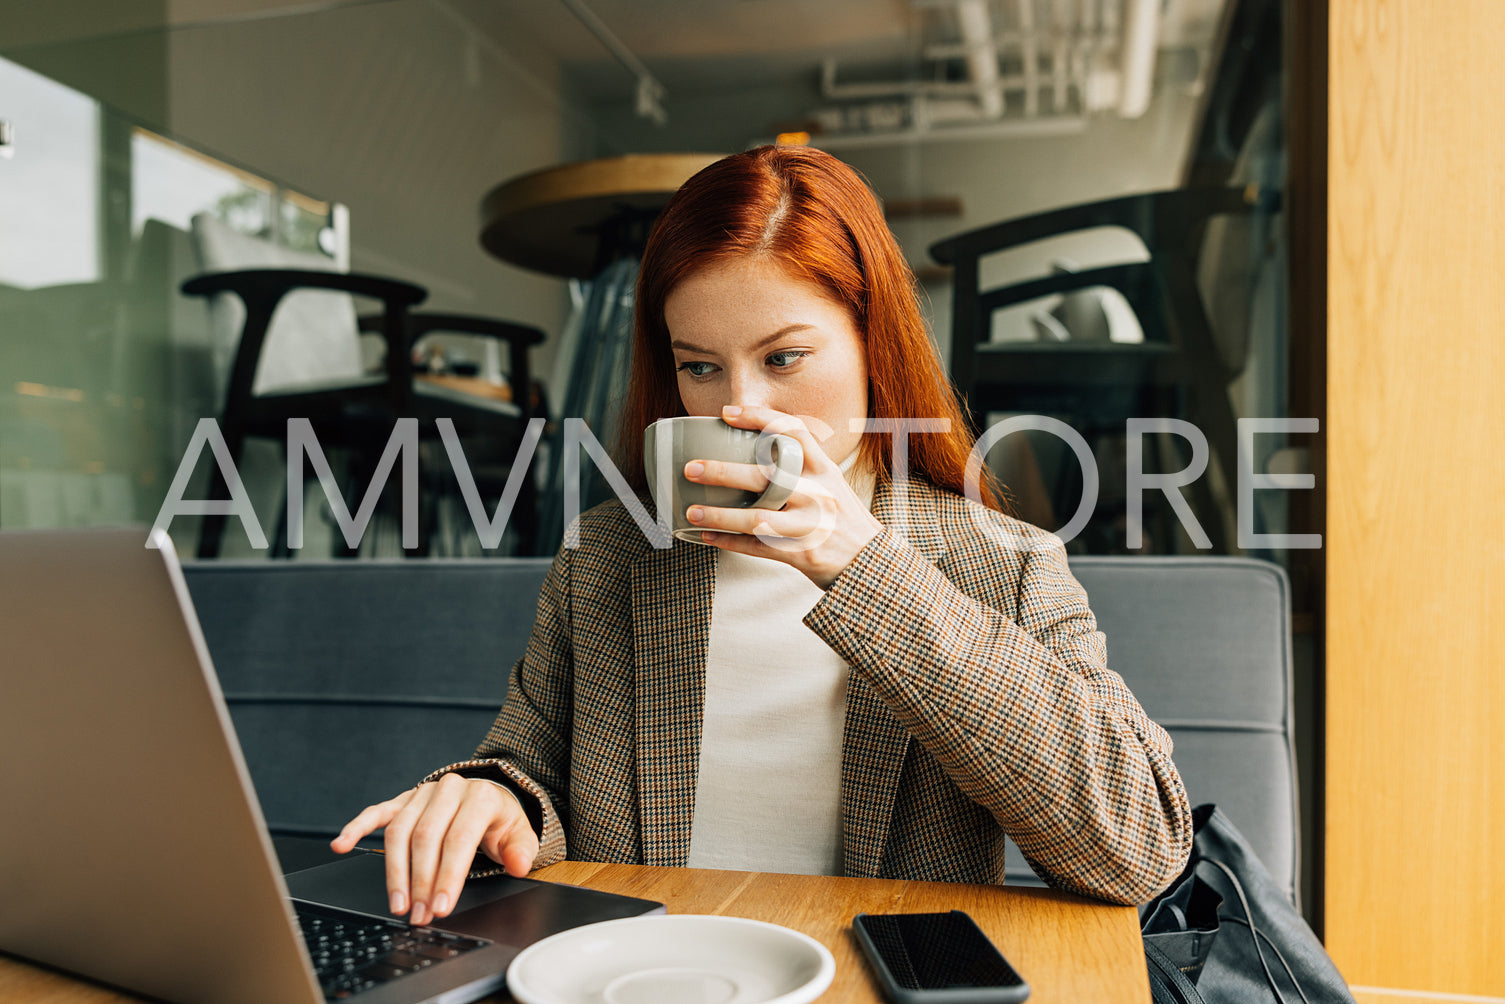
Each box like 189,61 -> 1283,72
685,456 -> 875,875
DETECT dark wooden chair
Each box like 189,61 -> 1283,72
180,267 -> 544,558
930,185 -> 1280,553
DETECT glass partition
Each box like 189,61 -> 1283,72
0,0 -> 585,557
0,55 -> 340,554
1,57 -> 122,534
1,0 -> 1298,562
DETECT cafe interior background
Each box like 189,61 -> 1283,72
0,0 -> 1311,919
5,1 -> 1499,999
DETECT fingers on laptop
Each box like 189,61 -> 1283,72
489,819 -> 540,880
424,795 -> 538,922
407,777 -> 476,924
333,775 -> 535,926
330,792 -> 410,854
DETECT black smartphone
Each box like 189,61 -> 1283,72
852,910 -> 1030,1003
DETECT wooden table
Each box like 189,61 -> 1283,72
415,372 -> 514,404
0,864 -> 1148,1003
479,153 -> 724,278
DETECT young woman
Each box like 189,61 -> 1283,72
334,145 -> 1191,925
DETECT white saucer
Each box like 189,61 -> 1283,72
506,914 -> 836,1004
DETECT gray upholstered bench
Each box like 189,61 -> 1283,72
183,559 -> 552,844
183,554 -> 1295,902
1036,557 -> 1296,905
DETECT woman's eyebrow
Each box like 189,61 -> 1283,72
670,324 -> 816,355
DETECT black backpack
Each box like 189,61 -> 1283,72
1141,805 -> 1355,1004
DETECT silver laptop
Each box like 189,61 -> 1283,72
0,526 -> 661,1004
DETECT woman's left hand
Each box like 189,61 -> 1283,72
683,405 -> 883,588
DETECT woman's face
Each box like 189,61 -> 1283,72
663,256 -> 869,464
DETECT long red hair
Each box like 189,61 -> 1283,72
617,144 -> 1002,510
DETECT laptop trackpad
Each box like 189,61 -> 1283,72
284,852 -> 530,926
284,852 -> 663,946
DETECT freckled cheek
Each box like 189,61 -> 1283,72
808,371 -> 864,416
676,376 -> 720,417
783,381 -> 864,443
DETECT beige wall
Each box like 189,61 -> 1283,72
1325,0 -> 1505,998
177,2 -> 598,384
160,1 -> 580,347
5,1 -> 587,378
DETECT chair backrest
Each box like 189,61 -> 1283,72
1039,258 -> 1145,345
1002,555 -> 1299,904
189,212 -> 363,398
182,558 -> 554,839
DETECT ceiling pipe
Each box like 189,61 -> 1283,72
1051,0 -> 1076,113
1117,0 -> 1160,117
811,114 -> 1086,150
815,0 -> 1163,143
956,0 -> 1004,119
1012,0 -> 1038,117
556,0 -> 667,124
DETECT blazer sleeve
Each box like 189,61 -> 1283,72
804,526 -> 1192,905
423,547 -> 576,875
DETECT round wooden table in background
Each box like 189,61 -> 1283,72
479,153 -> 725,278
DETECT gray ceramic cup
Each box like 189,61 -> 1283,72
644,417 -> 804,543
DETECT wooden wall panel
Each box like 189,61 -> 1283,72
1325,0 -> 1505,997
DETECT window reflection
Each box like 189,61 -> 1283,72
131,128 -> 274,241
0,56 -> 99,289
0,59 -> 338,542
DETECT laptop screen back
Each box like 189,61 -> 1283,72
0,527 -> 323,1004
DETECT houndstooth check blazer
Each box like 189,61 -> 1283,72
430,477 -> 1192,906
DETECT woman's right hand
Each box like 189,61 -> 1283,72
330,772 -> 540,926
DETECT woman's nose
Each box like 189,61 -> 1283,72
726,370 -> 773,411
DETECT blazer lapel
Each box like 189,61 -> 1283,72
840,478 -> 948,877
631,540 -> 715,866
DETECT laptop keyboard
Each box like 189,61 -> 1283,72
294,900 -> 491,1000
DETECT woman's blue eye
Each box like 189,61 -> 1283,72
767,350 -> 809,368
677,361 -> 716,377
